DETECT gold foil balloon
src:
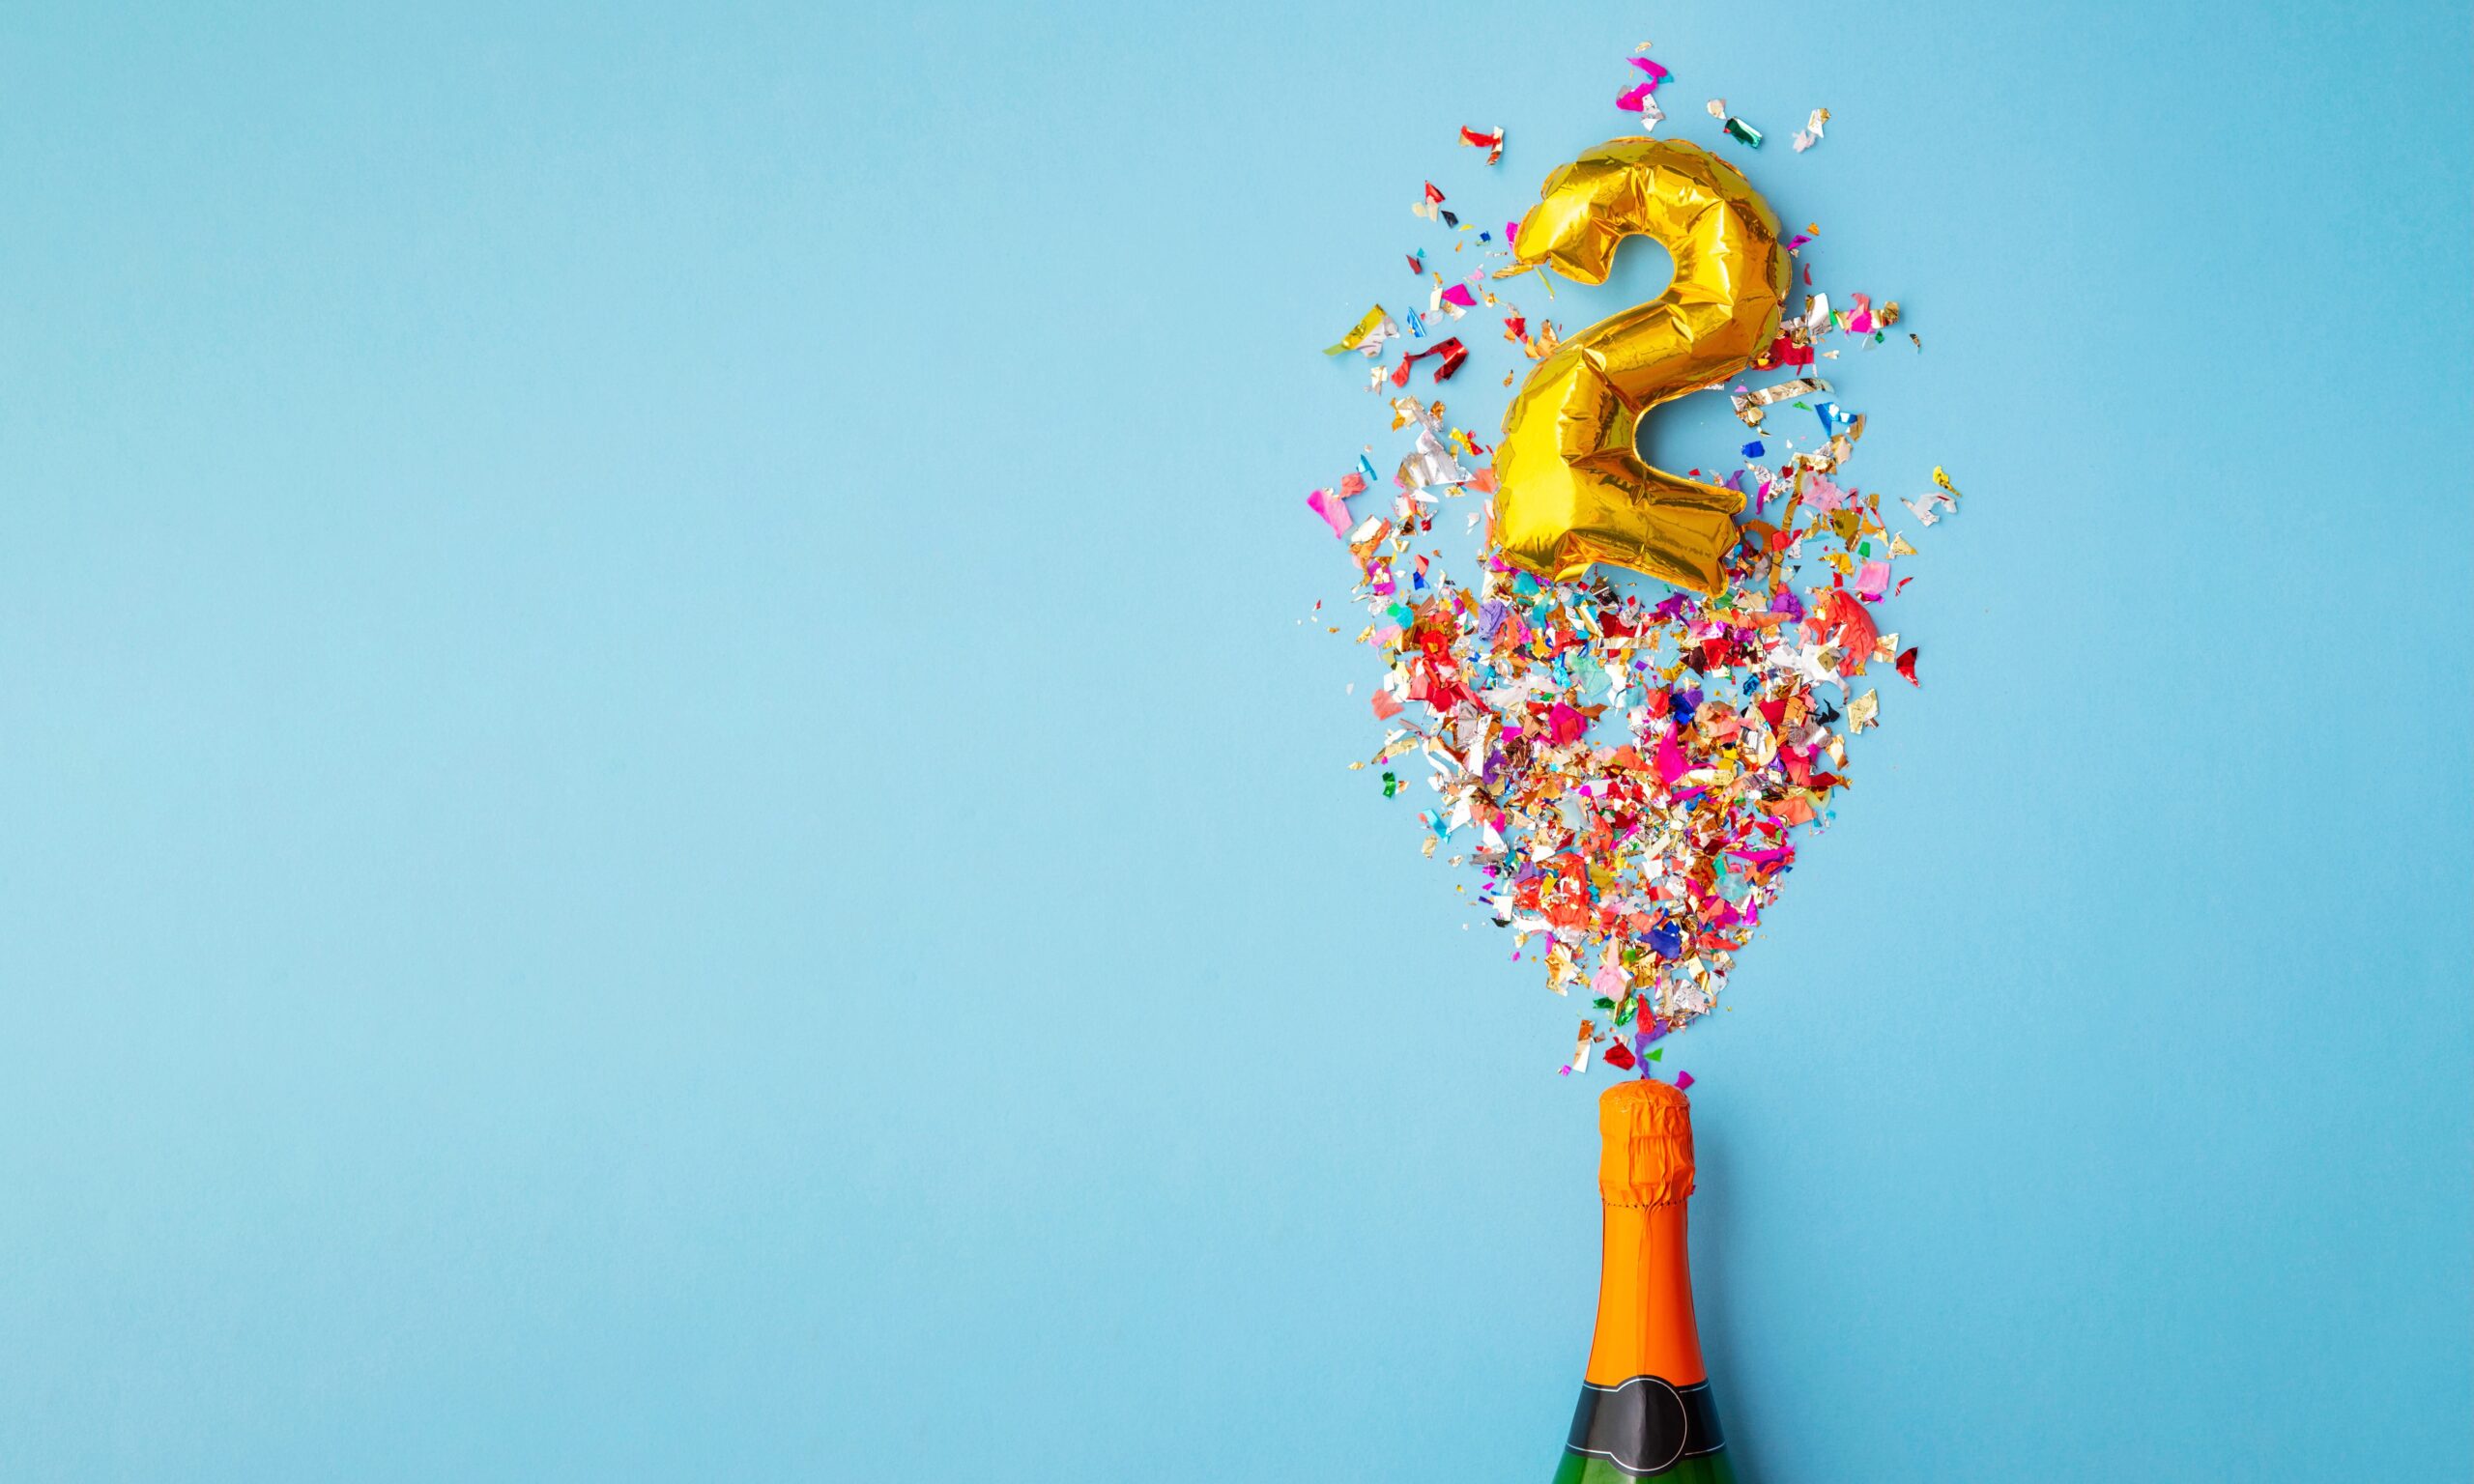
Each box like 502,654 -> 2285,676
1494,138 -> 1792,592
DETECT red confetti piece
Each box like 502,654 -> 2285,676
1809,589 -> 1880,675
1768,334 -> 1815,368
1389,336 -> 1468,386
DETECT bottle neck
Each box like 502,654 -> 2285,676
1584,1198 -> 1708,1387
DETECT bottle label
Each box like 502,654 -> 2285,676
1563,1375 -> 1726,1476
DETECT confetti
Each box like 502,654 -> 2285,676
1301,44 -> 1974,1075
1730,377 -> 1828,428
1901,490 -> 1957,526
1703,98 -> 1763,148
1390,337 -> 1469,386
1562,1019 -> 1597,1075
1619,85 -> 1666,130
1306,487 -> 1352,537
1325,306 -> 1400,358
1617,52 -> 1667,128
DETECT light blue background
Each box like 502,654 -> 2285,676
1,3 -> 2466,1480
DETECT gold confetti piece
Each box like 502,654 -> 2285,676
1731,376 -> 1831,426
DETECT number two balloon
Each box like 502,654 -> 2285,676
1493,138 -> 1792,594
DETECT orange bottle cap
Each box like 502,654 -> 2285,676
1598,1079 -> 1696,1208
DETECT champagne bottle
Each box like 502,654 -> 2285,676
1552,1079 -> 1736,1482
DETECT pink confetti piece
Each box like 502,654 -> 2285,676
1306,488 -> 1352,537
1654,731 -> 1690,785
